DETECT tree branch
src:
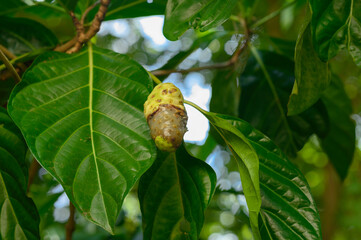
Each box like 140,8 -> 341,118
67,0 -> 111,54
54,0 -> 109,53
151,29 -> 250,77
0,48 -> 21,83
27,159 -> 40,194
54,37 -> 78,52
80,0 -> 100,25
66,202 -> 76,240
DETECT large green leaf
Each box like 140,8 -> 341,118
209,44 -> 249,117
320,76 -> 355,180
187,103 -> 261,239
3,2 -> 73,42
163,0 -> 238,40
106,0 -> 167,20
310,0 -> 361,67
73,0 -> 167,24
239,50 -> 329,156
0,78 -> 16,106
288,22 -> 329,115
8,44 -> 157,233
221,115 -> 322,240
58,0 -> 79,11
0,107 -> 40,240
138,145 -> 216,240
0,0 -> 26,16
0,16 -> 58,56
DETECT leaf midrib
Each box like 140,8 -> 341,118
88,43 -> 110,229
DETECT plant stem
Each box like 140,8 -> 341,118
152,27 -> 250,77
149,71 -> 162,84
27,159 -> 40,194
0,48 -> 21,83
66,203 -> 76,240
184,100 -> 207,114
106,0 -> 145,17
67,0 -> 111,54
250,0 -> 297,29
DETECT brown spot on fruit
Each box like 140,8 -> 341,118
169,88 -> 177,93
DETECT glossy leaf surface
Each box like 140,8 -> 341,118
288,23 -> 329,115
3,2 -> 73,42
139,145 -> 216,240
0,108 -> 40,240
106,0 -> 167,20
8,44 -> 157,233
320,76 -> 355,180
239,50 -> 329,156
189,105 -> 261,239
310,0 -> 361,67
0,16 -> 58,56
223,116 -> 322,240
163,0 -> 238,40
58,0 -> 79,11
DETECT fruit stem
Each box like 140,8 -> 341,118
149,71 -> 162,85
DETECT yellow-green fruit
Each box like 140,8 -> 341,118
144,83 -> 188,152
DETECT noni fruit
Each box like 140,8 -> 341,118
144,83 -> 188,152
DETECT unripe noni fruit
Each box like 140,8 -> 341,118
144,83 -> 188,152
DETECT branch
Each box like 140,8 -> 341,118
80,0 -> 100,25
0,45 -> 16,59
0,48 -> 21,83
54,37 -> 78,52
152,29 -> 250,77
67,0 -> 110,54
250,0 -> 297,29
66,202 -> 76,240
27,159 -> 40,194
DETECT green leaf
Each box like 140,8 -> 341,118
106,0 -> 167,20
184,135 -> 217,161
0,16 -> 58,56
310,0 -> 361,67
138,145 -> 216,240
8,44 -> 157,233
187,103 -> 261,239
239,50 -> 329,156
57,0 -> 79,11
221,115 -> 322,240
210,69 -> 241,117
257,36 -> 296,60
163,0 -> 238,40
0,78 -> 16,105
0,0 -> 26,16
0,107 -> 40,240
288,22 -> 329,115
3,3 -> 73,42
320,76 -> 355,180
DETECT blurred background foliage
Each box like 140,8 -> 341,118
2,0 -> 361,239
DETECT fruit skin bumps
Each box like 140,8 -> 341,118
144,83 -> 188,152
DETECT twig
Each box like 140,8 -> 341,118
27,159 -> 40,194
80,0 -> 100,25
66,202 -> 76,240
54,37 -> 78,52
250,0 -> 297,29
151,62 -> 233,76
67,0 -> 111,53
151,30 -> 250,77
0,48 -> 21,83
0,45 -> 16,59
